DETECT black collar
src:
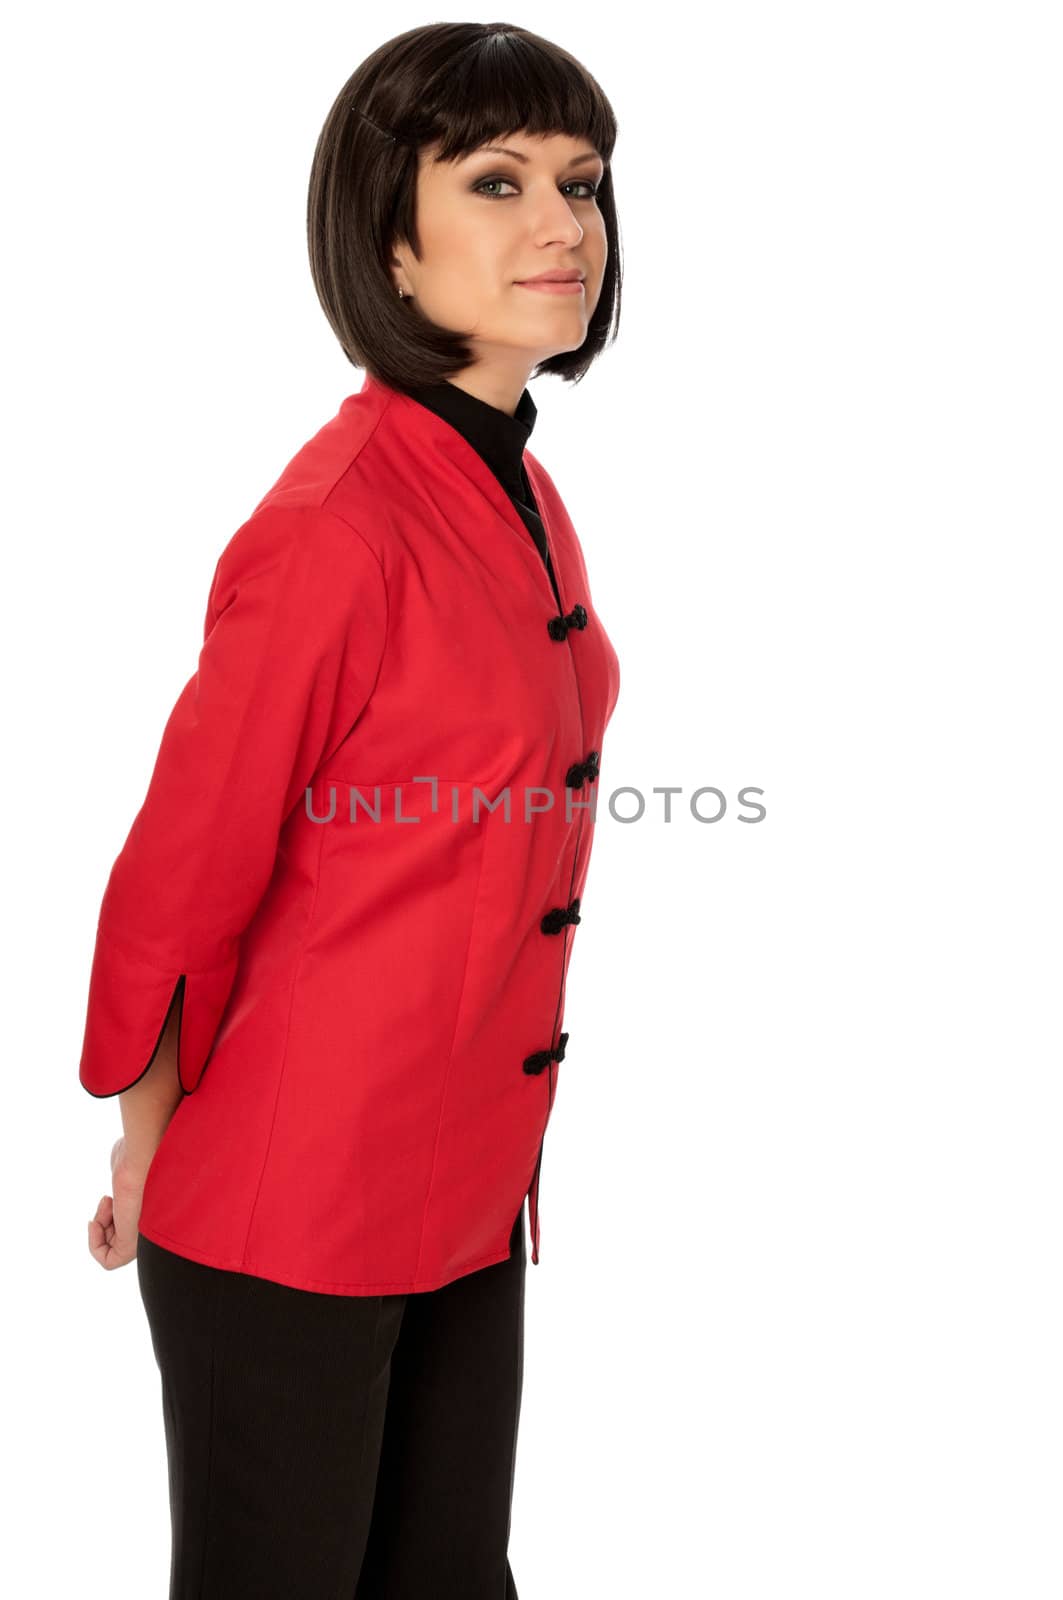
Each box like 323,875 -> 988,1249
405,379 -> 537,502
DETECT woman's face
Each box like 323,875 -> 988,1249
392,129 -> 608,373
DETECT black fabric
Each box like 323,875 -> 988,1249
136,1205 -> 525,1598
406,379 -> 563,612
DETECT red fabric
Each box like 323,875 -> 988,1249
79,372 -> 621,1294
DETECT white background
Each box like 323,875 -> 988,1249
3,2 -> 1061,1595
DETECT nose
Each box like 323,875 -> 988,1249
530,186 -> 584,246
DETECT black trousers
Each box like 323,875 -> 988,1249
136,1204 -> 526,1599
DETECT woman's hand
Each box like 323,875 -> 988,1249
88,1136 -> 151,1270
88,988 -> 185,1271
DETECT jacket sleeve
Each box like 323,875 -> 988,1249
78,501 -> 388,1098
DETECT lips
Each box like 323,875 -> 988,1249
516,271 -> 585,285
515,271 -> 586,297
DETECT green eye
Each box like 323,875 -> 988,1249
473,177 -> 600,200
474,177 -> 520,198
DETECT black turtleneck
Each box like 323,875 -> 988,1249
405,379 -> 563,613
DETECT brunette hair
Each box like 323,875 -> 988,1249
307,22 -> 622,392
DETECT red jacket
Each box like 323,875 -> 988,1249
79,371 -> 621,1294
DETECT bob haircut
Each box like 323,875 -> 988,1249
307,21 -> 622,394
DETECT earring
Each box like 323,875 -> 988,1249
397,286 -> 405,299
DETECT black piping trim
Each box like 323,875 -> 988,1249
81,973 -> 186,1100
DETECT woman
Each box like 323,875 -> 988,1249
81,21 -> 622,1598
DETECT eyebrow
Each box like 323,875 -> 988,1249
472,144 -> 604,169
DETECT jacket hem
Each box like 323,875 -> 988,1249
136,1220 -> 516,1296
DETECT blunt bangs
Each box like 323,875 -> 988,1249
307,22 -> 623,393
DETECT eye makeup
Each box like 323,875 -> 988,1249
470,174 -> 601,199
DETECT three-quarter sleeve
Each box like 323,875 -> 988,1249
78,502 -> 388,1098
